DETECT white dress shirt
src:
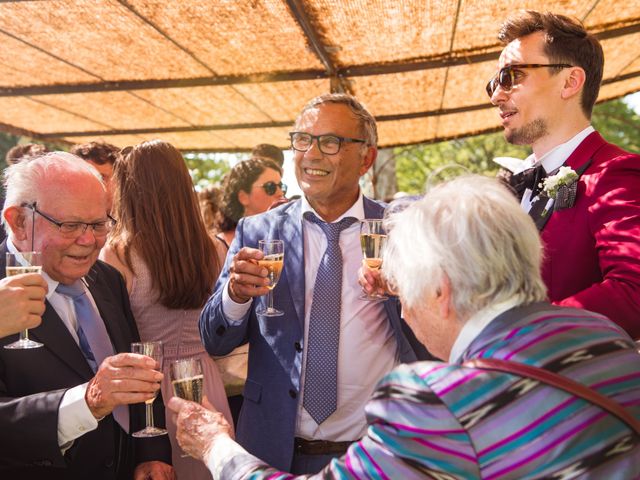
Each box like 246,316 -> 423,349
7,240 -> 101,451
222,193 -> 398,441
518,125 -> 595,212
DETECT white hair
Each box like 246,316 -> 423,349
383,175 -> 547,318
2,151 -> 105,234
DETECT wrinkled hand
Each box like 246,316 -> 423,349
85,353 -> 163,419
358,260 -> 393,297
0,273 -> 47,338
168,396 -> 233,462
133,460 -> 175,480
227,247 -> 270,303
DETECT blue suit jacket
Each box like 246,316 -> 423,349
200,197 -> 424,470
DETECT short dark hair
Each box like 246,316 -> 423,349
498,11 -> 603,118
70,141 -> 120,166
251,144 -> 284,167
5,143 -> 48,165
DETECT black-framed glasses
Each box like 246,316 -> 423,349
485,63 -> 574,98
289,132 -> 366,155
253,181 -> 287,196
23,203 -> 115,238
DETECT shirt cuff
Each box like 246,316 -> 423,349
58,382 -> 99,451
221,280 -> 252,325
206,434 -> 252,479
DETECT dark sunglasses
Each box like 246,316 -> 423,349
254,181 -> 287,196
485,63 -> 573,98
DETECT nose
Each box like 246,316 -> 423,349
490,84 -> 508,106
75,226 -> 97,245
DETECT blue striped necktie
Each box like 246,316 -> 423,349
56,280 -> 129,432
302,212 -> 357,424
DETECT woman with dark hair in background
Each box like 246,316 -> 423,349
100,139 -> 231,480
218,158 -> 286,249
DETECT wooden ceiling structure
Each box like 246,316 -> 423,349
0,0 -> 639,152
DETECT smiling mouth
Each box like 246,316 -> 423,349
304,168 -> 329,176
500,110 -> 517,120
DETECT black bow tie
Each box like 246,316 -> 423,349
508,164 -> 547,198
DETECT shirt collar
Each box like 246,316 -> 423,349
448,296 -> 522,363
522,125 -> 595,173
300,190 -> 365,222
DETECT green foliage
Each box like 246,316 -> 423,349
592,98 -> 640,153
183,152 -> 236,190
394,131 -> 530,194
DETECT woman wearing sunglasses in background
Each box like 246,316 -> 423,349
217,158 -> 287,249
100,140 -> 232,480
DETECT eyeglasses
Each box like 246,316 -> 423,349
289,132 -> 366,155
253,181 -> 287,196
24,203 -> 115,238
485,63 -> 574,98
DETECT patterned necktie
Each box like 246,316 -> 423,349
302,212 -> 357,424
56,281 -> 129,432
509,164 -> 547,198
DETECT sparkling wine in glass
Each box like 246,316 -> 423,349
4,251 -> 44,349
130,341 -> 167,438
170,357 -> 204,404
255,239 -> 284,317
360,220 -> 388,301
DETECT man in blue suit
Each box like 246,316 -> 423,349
199,93 -> 425,474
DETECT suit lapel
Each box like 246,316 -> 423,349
278,201 -> 305,328
84,265 -> 128,354
531,131 -> 603,232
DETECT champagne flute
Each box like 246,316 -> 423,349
255,239 -> 285,317
130,341 -> 167,437
4,251 -> 44,349
360,220 -> 388,301
170,357 -> 204,404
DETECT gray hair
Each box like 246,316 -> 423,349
2,151 -> 104,235
295,93 -> 378,147
383,175 -> 547,318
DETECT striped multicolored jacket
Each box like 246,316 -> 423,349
221,302 -> 640,479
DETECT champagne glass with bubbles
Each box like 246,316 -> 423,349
360,220 -> 388,301
4,252 -> 43,349
170,357 -> 204,404
130,341 -> 167,437
256,240 -> 285,317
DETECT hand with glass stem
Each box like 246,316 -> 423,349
226,247 -> 272,304
358,261 -> 395,298
0,273 -> 47,339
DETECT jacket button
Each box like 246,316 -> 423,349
289,389 -> 297,399
215,325 -> 226,336
294,342 -> 302,352
104,457 -> 114,468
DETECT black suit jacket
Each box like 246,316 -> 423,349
0,242 -> 171,479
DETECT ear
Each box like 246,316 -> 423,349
3,206 -> 29,243
359,146 -> 377,176
560,66 -> 586,101
437,274 -> 453,319
237,190 -> 250,208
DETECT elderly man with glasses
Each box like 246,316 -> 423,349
488,11 -> 640,339
199,93 -> 427,474
0,152 -> 173,480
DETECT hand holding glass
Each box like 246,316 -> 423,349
360,220 -> 388,301
130,341 -> 167,437
256,240 -> 285,317
4,252 -> 43,349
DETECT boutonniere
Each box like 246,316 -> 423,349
540,166 -> 579,213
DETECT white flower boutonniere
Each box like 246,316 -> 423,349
541,166 -> 579,212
